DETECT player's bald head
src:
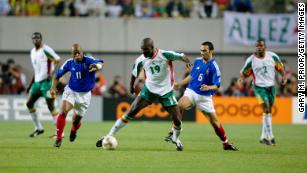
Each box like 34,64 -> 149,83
141,38 -> 155,58
72,43 -> 83,61
72,43 -> 82,51
141,38 -> 154,49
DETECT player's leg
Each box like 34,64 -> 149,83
159,91 -> 184,151
106,85 -> 153,137
96,96 -> 151,147
42,79 -> 58,126
198,96 -> 238,151
69,113 -> 82,142
54,87 -> 74,147
267,86 -> 276,145
27,93 -> 44,137
45,98 -> 59,138
164,95 -> 194,141
54,100 -> 73,147
69,91 -> 91,142
164,105 -> 184,151
202,111 -> 238,151
254,85 -> 273,145
108,96 -> 151,136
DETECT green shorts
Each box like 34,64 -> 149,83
140,85 -> 177,107
253,85 -> 275,105
30,79 -> 52,99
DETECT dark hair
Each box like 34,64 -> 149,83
201,41 -> 214,51
32,32 -> 42,39
7,59 -> 14,64
256,38 -> 266,43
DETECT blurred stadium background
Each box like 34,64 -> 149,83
0,1 -> 306,173
0,0 -> 304,123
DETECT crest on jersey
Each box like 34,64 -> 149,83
206,69 -> 209,75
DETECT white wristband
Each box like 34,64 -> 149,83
96,63 -> 103,69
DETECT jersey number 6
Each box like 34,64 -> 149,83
198,73 -> 203,81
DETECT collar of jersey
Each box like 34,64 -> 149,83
202,57 -> 215,64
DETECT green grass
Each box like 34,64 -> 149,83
0,121 -> 307,173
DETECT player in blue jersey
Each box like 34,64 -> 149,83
50,43 -> 104,148
165,41 -> 238,151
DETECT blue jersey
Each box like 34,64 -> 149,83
187,57 -> 221,96
56,55 -> 104,92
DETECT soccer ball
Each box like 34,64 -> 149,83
102,136 -> 118,150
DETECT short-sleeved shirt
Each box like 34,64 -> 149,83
187,57 -> 221,96
132,48 -> 184,96
30,44 -> 61,82
56,55 -> 104,92
240,51 -> 283,87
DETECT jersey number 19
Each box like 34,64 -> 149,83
150,65 -> 160,74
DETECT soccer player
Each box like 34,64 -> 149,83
26,32 -> 61,137
96,38 -> 191,151
51,43 -> 104,148
238,39 -> 287,145
166,41 -> 238,151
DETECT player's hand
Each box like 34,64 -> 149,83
89,64 -> 100,72
174,82 -> 181,90
186,63 -> 193,71
200,84 -> 211,91
281,76 -> 287,86
50,87 -> 57,99
237,78 -> 244,86
90,63 -> 103,72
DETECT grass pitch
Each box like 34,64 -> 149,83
0,121 -> 306,173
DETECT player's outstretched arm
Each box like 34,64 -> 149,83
181,54 -> 192,68
174,75 -> 192,90
237,73 -> 245,86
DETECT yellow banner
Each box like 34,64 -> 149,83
196,97 -> 292,124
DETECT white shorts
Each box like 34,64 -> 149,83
62,86 -> 91,117
183,88 -> 215,113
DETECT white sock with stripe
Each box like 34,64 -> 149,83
260,115 -> 267,139
107,118 -> 127,137
30,112 -> 43,130
172,127 -> 181,142
267,114 -> 274,139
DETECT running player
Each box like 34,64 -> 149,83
27,32 -> 61,137
96,38 -> 191,151
238,38 -> 287,145
51,43 -> 104,148
165,41 -> 238,151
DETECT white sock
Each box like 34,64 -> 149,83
107,118 -> 127,137
267,114 -> 274,139
30,112 -> 43,130
172,127 -> 181,142
52,115 -> 57,127
261,115 -> 266,139
263,114 -> 272,140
